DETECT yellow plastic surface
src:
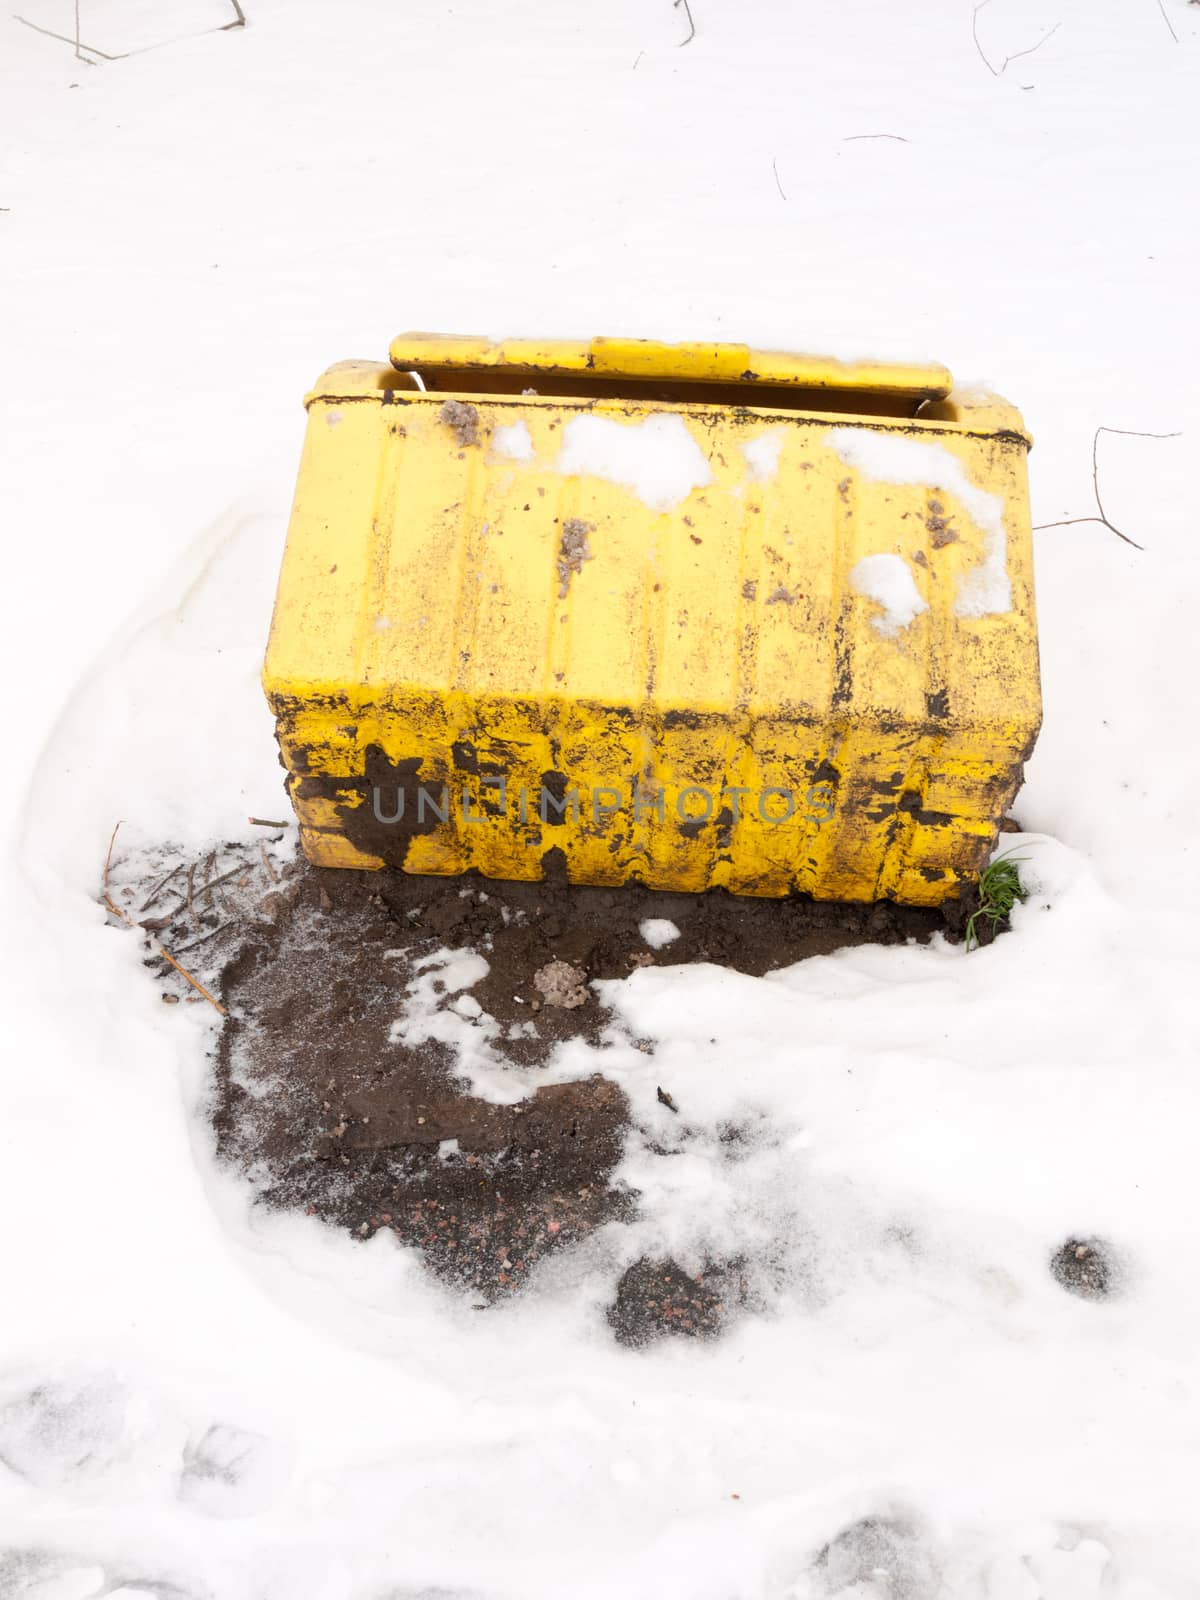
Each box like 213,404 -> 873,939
388,333 -> 954,400
263,337 -> 1041,904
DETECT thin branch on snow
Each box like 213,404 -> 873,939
192,862 -> 246,905
1154,0 -> 1180,42
842,133 -> 910,143
971,2 -> 1000,74
172,922 -> 233,957
13,14 -> 122,60
101,820 -> 123,912
674,0 -> 695,46
101,823 -> 227,1015
772,157 -> 787,200
1000,20 -> 1061,68
15,0 -> 247,62
972,0 -> 1060,77
154,945 -> 228,1013
1032,426 -> 1182,551
138,862 -> 184,914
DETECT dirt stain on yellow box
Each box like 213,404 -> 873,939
263,335 -> 1041,904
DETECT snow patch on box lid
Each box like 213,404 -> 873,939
492,419 -> 534,462
740,429 -> 784,482
849,553 -> 929,638
555,413 -> 712,512
826,427 -> 1012,617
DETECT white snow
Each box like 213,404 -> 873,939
492,418 -> 535,461
2,0 -> 1199,1596
848,552 -> 929,637
827,426 -> 1012,617
639,917 -> 681,950
740,429 -> 784,482
556,412 -> 713,512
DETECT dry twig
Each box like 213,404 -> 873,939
674,0 -> 695,45
193,862 -> 245,905
16,0 -> 248,61
13,13 -> 121,58
772,157 -> 787,200
1154,0 -> 1180,42
99,824 -> 226,1016
248,816 -> 290,829
138,862 -> 183,913
259,841 -> 280,884
972,0 -> 1060,76
154,947 -> 228,1013
842,133 -> 910,143
1032,426 -> 1182,550
171,923 -> 231,957
101,821 -> 124,916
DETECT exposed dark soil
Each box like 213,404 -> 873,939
1050,1236 -> 1119,1301
607,1258 -> 748,1347
115,838 -> 989,1336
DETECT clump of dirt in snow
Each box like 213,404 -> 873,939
1050,1236 -> 1120,1300
533,959 -> 589,1009
607,1258 -> 745,1348
439,398 -> 481,447
556,518 -> 594,597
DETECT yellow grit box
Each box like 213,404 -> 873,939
262,334 -> 1041,905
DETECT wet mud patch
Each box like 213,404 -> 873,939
107,838 -> 979,1330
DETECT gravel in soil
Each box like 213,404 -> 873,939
607,1258 -> 748,1348
1050,1236 -> 1119,1300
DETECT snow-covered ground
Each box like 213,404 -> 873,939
2,1 -> 1199,1595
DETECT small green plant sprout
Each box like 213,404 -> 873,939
965,848 -> 1029,951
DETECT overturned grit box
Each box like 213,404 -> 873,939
110,338 -> 1043,1343
109,830 -> 995,1343
264,334 -> 1042,908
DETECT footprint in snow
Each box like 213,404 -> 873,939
0,1375 -> 128,1491
0,1547 -> 199,1600
815,1515 -> 941,1599
178,1421 -> 287,1518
